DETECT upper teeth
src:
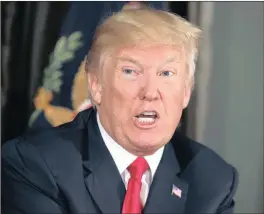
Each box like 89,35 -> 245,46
141,111 -> 156,116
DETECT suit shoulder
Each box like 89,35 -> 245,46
2,110 -> 91,173
172,132 -> 237,176
172,133 -> 238,204
184,141 -> 238,183
1,134 -> 62,198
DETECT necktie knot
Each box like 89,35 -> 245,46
128,157 -> 149,180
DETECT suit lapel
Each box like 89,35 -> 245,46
82,110 -> 126,213
143,143 -> 189,214
79,109 -> 188,213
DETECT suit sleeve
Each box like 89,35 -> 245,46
1,138 -> 67,214
217,166 -> 239,214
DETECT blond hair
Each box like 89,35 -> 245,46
86,8 -> 202,104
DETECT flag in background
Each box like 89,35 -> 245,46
28,1 -> 168,130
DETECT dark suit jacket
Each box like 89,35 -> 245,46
2,108 -> 238,214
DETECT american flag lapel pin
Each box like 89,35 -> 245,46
171,184 -> 182,198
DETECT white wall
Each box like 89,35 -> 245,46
189,2 -> 263,213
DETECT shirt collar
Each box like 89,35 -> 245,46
97,113 -> 164,177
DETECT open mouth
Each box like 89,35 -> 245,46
134,111 -> 159,128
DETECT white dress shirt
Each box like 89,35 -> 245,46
97,113 -> 164,206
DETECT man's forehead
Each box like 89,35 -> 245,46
115,44 -> 184,62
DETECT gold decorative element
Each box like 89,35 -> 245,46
44,105 -> 75,127
31,87 -> 75,127
28,32 -> 93,127
34,88 -> 53,110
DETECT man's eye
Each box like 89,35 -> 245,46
123,69 -> 135,75
159,71 -> 175,76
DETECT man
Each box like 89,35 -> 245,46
2,7 -> 238,214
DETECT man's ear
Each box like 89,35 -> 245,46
87,71 -> 102,105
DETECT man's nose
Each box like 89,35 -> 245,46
139,76 -> 160,101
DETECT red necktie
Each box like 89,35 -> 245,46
122,157 -> 149,214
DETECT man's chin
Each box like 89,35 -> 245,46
129,134 -> 167,150
128,143 -> 162,156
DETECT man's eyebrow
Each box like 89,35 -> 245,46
163,56 -> 181,64
116,56 -> 143,68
